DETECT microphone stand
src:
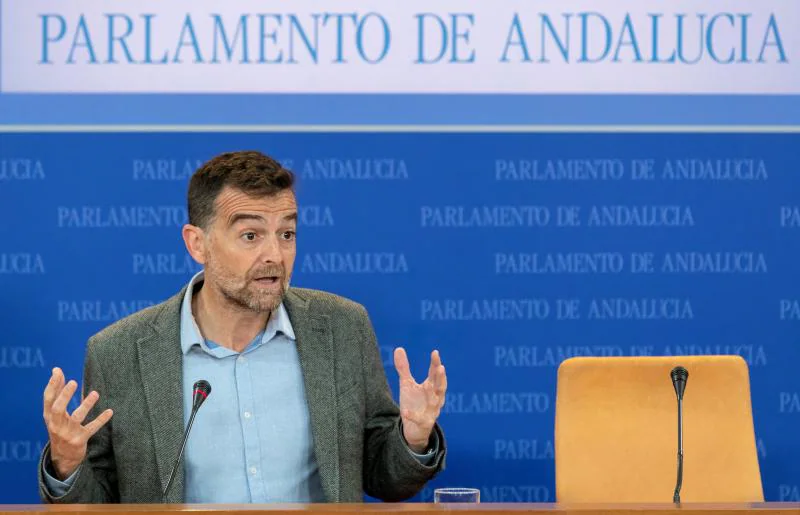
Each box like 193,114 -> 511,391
673,392 -> 684,503
670,366 -> 688,504
162,380 -> 211,503
162,406 -> 200,503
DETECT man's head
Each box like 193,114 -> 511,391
183,151 -> 297,314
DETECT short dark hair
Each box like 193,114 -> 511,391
188,150 -> 295,228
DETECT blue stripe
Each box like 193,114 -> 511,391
0,93 -> 798,125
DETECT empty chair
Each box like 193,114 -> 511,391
554,355 -> 763,503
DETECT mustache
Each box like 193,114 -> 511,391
249,265 -> 285,279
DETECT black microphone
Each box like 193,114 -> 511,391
162,380 -> 211,503
670,366 -> 688,504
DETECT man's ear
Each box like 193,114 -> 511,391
182,224 -> 207,265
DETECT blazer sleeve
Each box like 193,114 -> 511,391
356,305 -> 447,501
38,338 -> 120,504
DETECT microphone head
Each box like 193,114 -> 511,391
192,380 -> 211,410
670,366 -> 688,400
670,366 -> 688,382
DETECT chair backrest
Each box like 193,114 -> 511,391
554,355 -> 763,503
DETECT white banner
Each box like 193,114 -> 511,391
1,0 -> 797,93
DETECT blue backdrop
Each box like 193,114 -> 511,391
1,131 -> 799,503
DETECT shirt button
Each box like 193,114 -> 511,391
238,356 -> 246,363
250,467 -> 257,475
244,411 -> 251,419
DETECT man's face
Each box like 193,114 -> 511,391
202,186 -> 297,313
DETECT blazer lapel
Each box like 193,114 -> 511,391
136,291 -> 185,503
284,290 -> 340,502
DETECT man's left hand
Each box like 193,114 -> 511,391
393,347 -> 447,453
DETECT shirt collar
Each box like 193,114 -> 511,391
179,270 -> 295,355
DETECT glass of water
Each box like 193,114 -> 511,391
434,487 -> 480,503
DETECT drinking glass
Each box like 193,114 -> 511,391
434,487 -> 480,503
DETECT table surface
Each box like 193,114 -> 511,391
1,504 -> 800,515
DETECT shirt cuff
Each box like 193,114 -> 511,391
402,426 -> 440,466
43,452 -> 80,497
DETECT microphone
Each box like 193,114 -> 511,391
670,366 -> 688,504
162,380 -> 211,503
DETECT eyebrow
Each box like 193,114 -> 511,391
228,212 -> 298,226
228,213 -> 266,226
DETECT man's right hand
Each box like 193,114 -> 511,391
43,367 -> 113,480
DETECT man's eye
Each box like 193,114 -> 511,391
282,231 -> 296,241
242,232 -> 257,241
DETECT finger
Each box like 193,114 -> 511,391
43,368 -> 64,413
84,409 -> 114,437
394,347 -> 416,383
435,365 -> 447,395
51,380 -> 78,417
424,381 -> 440,407
71,391 -> 100,424
427,350 -> 442,380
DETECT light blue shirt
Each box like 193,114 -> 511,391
44,271 -> 435,501
178,272 -> 324,503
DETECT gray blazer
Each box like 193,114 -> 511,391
38,286 -> 446,503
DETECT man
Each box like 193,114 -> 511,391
38,151 -> 447,503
